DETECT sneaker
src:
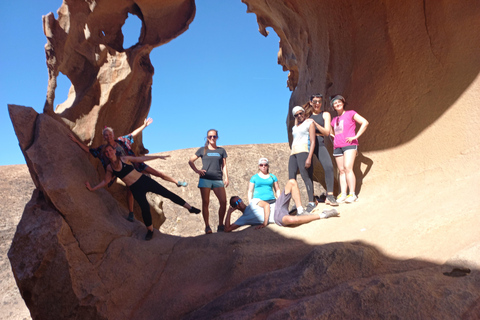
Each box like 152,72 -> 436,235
289,205 -> 297,215
306,203 -> 316,213
345,194 -> 358,203
189,206 -> 201,214
217,225 -> 225,232
177,181 -> 188,187
145,230 -> 154,241
205,226 -> 212,234
315,194 -> 326,203
337,193 -> 347,203
127,212 -> 134,222
325,195 -> 339,206
320,208 -> 340,219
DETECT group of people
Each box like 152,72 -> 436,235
73,94 -> 368,240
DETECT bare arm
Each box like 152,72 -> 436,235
222,158 -> 229,187
123,154 -> 169,163
350,113 -> 369,141
247,182 -> 255,203
273,181 -> 281,198
312,112 -> 331,136
305,121 -> 316,169
130,118 -> 153,138
189,154 -> 206,176
68,133 -> 90,154
86,166 -> 113,191
224,206 -> 241,232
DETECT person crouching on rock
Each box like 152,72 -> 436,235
85,144 -> 201,241
225,180 -> 339,232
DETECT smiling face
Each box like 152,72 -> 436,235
207,130 -> 218,145
103,130 -> 115,143
333,99 -> 345,112
311,97 -> 323,112
104,145 -> 117,161
294,110 -> 305,123
259,162 -> 269,174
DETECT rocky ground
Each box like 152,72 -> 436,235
0,165 -> 34,320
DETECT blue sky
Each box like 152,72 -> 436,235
0,0 -> 291,166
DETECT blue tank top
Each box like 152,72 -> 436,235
112,160 -> 135,179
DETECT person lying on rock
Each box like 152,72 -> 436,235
85,144 -> 201,241
69,118 -> 187,222
225,180 -> 339,232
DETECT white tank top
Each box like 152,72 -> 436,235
291,119 -> 312,154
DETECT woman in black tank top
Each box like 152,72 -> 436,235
305,94 -> 338,206
86,145 -> 201,241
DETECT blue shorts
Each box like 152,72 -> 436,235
333,145 -> 357,157
198,178 -> 224,189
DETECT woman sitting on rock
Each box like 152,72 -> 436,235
330,95 -> 369,203
86,144 -> 200,241
247,157 -> 281,225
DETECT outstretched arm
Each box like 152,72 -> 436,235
68,133 -> 90,154
224,206 -> 240,232
86,166 -> 113,191
123,154 -> 169,163
130,118 -> 153,138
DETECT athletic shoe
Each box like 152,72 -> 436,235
177,181 -> 188,187
325,195 -> 339,206
345,194 -> 358,203
306,203 -> 316,213
127,212 -> 134,222
289,205 -> 297,215
320,208 -> 340,219
337,193 -> 347,203
217,225 -> 225,232
145,230 -> 154,241
189,207 -> 201,214
205,226 -> 212,234
315,194 -> 326,203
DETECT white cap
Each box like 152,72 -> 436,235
292,106 -> 305,116
258,158 -> 269,165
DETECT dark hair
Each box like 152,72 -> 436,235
303,101 -> 313,118
229,196 -> 239,207
309,93 -> 323,101
329,94 -> 346,107
204,129 -> 219,155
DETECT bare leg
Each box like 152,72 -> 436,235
212,187 -> 227,227
144,166 -> 178,185
335,155 -> 347,195
286,179 -> 303,209
343,149 -> 357,194
200,187 -> 211,228
281,214 -> 320,227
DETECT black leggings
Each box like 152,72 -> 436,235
288,152 -> 314,202
129,175 -> 186,227
314,141 -> 334,193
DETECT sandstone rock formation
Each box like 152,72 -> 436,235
6,0 -> 480,319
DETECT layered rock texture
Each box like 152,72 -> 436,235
6,0 -> 480,319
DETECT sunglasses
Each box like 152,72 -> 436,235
259,164 -> 268,167
234,198 -> 242,207
294,112 -> 304,118
208,135 -> 218,139
311,100 -> 322,105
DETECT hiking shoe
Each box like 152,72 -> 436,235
127,212 -> 134,222
325,195 -> 339,206
306,203 -> 316,213
145,230 -> 154,241
315,194 -> 326,203
189,206 -> 201,214
205,226 -> 212,234
289,205 -> 298,215
345,194 -> 358,203
217,225 -> 225,232
177,181 -> 188,187
320,208 -> 340,219
337,193 -> 347,203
